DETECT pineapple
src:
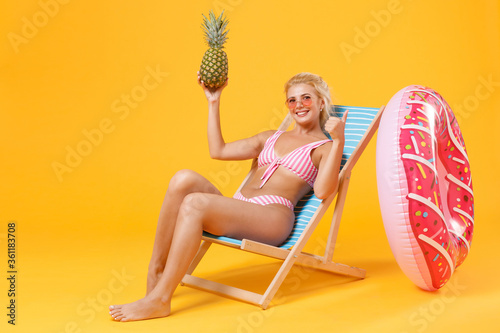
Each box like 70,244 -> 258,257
199,11 -> 229,91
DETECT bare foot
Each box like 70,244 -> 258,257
109,295 -> 170,322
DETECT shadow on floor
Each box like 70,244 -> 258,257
176,257 -> 398,311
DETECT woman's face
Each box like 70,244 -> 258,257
286,83 -> 324,127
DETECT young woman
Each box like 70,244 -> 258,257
109,72 -> 348,321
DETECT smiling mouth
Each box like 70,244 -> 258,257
296,110 -> 309,117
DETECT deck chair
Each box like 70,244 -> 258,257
181,105 -> 385,309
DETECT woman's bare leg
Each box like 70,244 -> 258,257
109,193 -> 294,322
146,169 -> 222,294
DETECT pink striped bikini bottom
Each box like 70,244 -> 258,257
233,191 -> 294,211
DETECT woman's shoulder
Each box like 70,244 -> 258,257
256,129 -> 279,143
315,139 -> 333,149
312,138 -> 333,154
310,140 -> 334,165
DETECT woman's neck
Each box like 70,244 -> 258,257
291,123 -> 326,138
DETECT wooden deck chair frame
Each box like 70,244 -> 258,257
181,105 -> 385,309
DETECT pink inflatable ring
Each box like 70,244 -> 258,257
376,85 -> 474,291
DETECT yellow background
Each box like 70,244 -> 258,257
1,0 -> 499,332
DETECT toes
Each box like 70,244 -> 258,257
113,312 -> 125,321
109,308 -> 123,320
109,305 -> 123,316
109,307 -> 121,314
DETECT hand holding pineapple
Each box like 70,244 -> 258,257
198,71 -> 228,102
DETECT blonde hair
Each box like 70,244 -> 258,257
284,72 -> 332,129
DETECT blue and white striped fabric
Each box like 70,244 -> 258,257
204,105 -> 379,249
332,105 -> 379,170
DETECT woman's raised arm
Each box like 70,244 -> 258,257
314,111 -> 348,199
198,73 -> 273,161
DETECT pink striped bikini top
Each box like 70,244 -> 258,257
258,131 -> 331,188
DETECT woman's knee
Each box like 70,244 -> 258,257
168,169 -> 200,194
178,193 -> 210,219
168,169 -> 219,196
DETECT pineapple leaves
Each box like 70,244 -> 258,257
201,10 -> 229,49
